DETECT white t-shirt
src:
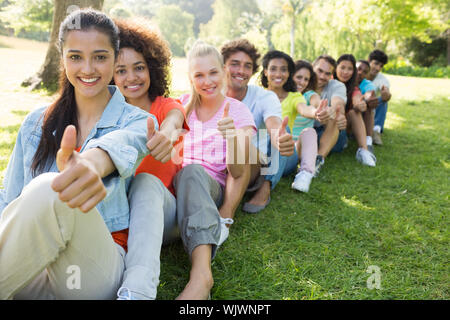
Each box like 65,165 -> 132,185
371,72 -> 390,96
241,85 -> 282,129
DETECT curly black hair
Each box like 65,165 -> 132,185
369,49 -> 388,65
112,19 -> 172,101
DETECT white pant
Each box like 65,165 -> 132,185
0,172 -> 125,300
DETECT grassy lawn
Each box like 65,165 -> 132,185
0,37 -> 448,300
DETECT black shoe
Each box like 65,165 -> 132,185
314,155 -> 324,177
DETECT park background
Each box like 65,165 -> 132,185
0,0 -> 448,299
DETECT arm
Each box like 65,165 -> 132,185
52,112 -> 154,213
297,102 -> 317,119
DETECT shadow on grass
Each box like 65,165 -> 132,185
157,95 -> 449,299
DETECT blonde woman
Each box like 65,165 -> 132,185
175,41 -> 256,299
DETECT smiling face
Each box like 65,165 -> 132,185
114,47 -> 151,103
264,58 -> 289,90
336,60 -> 354,84
293,67 -> 311,93
189,54 -> 225,100
224,51 -> 254,92
356,61 -> 370,83
314,58 -> 334,90
62,29 -> 115,101
369,59 -> 384,78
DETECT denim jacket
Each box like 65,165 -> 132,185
0,86 -> 157,232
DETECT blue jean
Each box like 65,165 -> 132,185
315,125 -> 348,153
263,127 -> 299,190
121,173 -> 177,300
374,97 -> 388,132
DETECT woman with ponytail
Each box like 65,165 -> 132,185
0,9 -> 156,299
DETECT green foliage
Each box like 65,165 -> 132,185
155,4 -> 194,57
384,59 -> 450,78
0,0 -> 53,41
404,35 -> 448,67
199,0 -> 260,47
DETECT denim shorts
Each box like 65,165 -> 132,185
315,125 -> 348,153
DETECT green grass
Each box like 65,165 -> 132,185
156,94 -> 450,300
0,90 -> 448,300
0,36 -> 448,299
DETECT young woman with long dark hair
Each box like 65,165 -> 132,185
0,9 -> 155,299
334,54 -> 376,167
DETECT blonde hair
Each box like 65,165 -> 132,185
185,40 -> 224,118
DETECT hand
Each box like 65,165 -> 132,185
380,85 -> 391,101
146,117 -> 173,163
217,102 -> 236,139
366,91 -> 378,109
277,116 -> 295,157
354,95 -> 367,112
52,125 -> 107,213
335,105 -> 347,130
315,99 -> 335,123
314,99 -> 328,122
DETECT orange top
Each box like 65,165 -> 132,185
134,96 -> 188,195
75,146 -> 128,252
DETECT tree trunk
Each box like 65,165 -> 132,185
22,0 -> 104,91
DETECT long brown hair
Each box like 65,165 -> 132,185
31,9 -> 119,176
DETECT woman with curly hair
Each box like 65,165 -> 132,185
112,19 -> 189,300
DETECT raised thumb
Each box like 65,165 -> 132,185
56,125 -> 77,171
223,102 -> 230,118
147,117 -> 156,140
279,116 -> 289,135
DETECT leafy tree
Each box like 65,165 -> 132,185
155,4 -> 194,56
0,0 -> 53,41
162,0 -> 214,36
199,0 -> 260,47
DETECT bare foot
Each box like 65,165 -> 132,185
246,181 -> 271,206
176,270 -> 213,300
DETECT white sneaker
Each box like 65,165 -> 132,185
291,170 -> 314,193
218,217 -> 234,246
356,148 -> 376,167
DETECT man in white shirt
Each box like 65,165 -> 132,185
218,39 -> 295,225
367,49 -> 392,145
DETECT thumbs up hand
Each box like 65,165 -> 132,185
380,85 -> 391,102
277,116 -> 295,157
315,99 -> 328,122
217,102 -> 236,139
315,99 -> 335,123
354,94 -> 367,112
335,105 -> 347,130
56,124 -> 77,172
51,125 -> 107,213
146,117 -> 173,164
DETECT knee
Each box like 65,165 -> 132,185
6,172 -> 62,222
300,127 -> 317,139
129,173 -> 164,196
176,164 -> 206,185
